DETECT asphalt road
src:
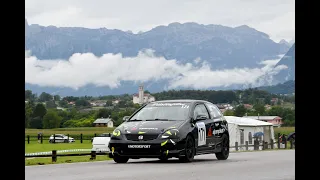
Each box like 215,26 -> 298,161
26,150 -> 295,180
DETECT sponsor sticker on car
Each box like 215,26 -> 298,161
127,145 -> 151,148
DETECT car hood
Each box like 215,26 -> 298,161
118,120 -> 185,134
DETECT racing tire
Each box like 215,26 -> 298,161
179,135 -> 195,163
159,156 -> 169,162
49,140 -> 53,143
215,134 -> 229,160
64,139 -> 68,143
113,154 -> 129,163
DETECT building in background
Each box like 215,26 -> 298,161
132,84 -> 155,104
245,116 -> 283,127
93,117 -> 114,127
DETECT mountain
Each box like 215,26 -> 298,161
255,43 -> 295,87
258,80 -> 295,94
25,19 -> 292,96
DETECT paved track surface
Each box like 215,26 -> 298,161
26,150 -> 295,180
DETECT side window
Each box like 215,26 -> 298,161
193,104 -> 210,119
240,130 -> 244,145
205,103 -> 222,119
248,132 -> 252,144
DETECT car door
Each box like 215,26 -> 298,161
205,103 -> 225,146
193,103 -> 211,149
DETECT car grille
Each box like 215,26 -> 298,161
125,134 -> 159,141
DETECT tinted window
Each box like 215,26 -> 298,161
129,102 -> 191,121
248,132 -> 253,144
240,130 -> 244,145
193,104 -> 209,119
205,103 -> 222,118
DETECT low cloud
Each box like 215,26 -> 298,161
25,50 -> 287,90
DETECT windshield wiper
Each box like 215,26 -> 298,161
146,118 -> 169,121
129,119 -> 143,121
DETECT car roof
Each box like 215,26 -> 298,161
150,99 -> 212,104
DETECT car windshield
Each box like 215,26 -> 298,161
129,102 -> 191,121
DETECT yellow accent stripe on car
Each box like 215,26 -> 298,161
161,140 -> 168,146
166,131 -> 172,135
166,150 -> 169,155
138,131 -> 146,134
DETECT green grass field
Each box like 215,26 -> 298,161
25,141 -> 93,153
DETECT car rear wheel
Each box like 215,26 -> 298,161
179,135 -> 195,162
113,154 -> 129,163
215,134 -> 229,160
64,139 -> 68,143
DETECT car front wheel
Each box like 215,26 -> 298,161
113,154 -> 129,163
179,135 -> 195,162
215,134 -> 229,160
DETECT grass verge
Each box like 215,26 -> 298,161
25,141 -> 92,153
25,155 -> 112,166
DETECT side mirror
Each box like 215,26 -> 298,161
123,116 -> 130,121
195,114 -> 207,121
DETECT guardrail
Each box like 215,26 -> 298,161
25,149 -> 110,162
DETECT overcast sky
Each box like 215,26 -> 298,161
25,0 -> 295,42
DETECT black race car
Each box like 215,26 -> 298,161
108,99 -> 230,163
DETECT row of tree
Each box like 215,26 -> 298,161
25,101 -> 138,129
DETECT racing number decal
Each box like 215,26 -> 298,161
196,122 -> 206,146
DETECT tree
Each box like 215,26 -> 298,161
96,108 -> 112,118
53,95 -> 61,101
25,90 -> 33,100
234,105 -> 247,117
43,110 -> 62,129
105,100 -> 113,107
25,102 -> 33,128
29,117 -> 43,129
253,103 -> 266,115
39,92 -> 53,102
32,103 -> 47,118
75,99 -> 90,107
46,100 -> 57,109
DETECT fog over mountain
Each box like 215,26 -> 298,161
25,20 -> 294,96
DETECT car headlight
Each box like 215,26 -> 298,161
160,129 -> 180,146
111,129 -> 122,140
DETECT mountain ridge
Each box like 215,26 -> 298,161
25,19 -> 293,96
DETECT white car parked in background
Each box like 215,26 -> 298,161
92,133 -> 111,153
49,134 -> 75,143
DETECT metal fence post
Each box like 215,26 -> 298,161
270,139 -> 274,149
52,150 -> 57,162
254,140 -> 258,150
235,142 -> 238,151
40,134 -> 43,144
262,141 -> 265,150
245,141 -> 248,151
53,134 -> 56,144
264,141 -> 268,150
284,138 -> 287,149
290,139 -> 293,149
277,133 -> 280,149
67,134 -> 69,143
27,135 -> 30,144
80,133 -> 83,143
91,151 -> 96,160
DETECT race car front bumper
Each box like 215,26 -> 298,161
108,139 -> 185,158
